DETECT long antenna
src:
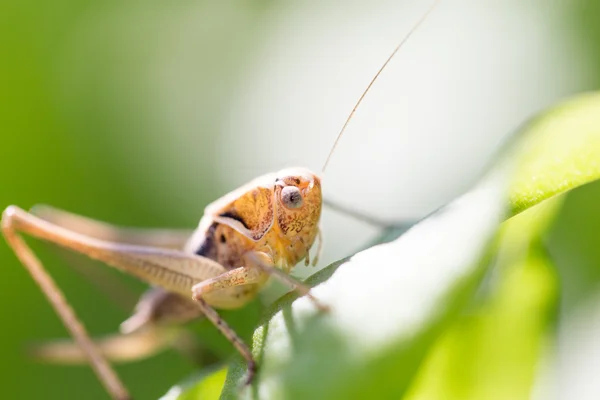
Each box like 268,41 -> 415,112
321,0 -> 441,173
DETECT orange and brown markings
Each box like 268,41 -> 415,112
223,186 -> 274,241
271,175 -> 322,270
200,171 -> 322,274
274,176 -> 321,234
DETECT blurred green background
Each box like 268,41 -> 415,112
2,0 -> 600,399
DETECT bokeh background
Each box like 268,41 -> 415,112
2,0 -> 600,398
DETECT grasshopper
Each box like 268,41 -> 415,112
1,2 -> 439,399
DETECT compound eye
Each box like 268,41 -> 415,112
281,186 -> 303,209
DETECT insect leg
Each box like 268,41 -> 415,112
30,328 -> 179,364
191,266 -> 269,384
196,297 -> 257,385
2,206 -> 227,297
2,206 -> 228,399
31,204 -> 194,249
246,252 -> 329,312
31,205 -> 197,312
32,326 -> 209,367
1,207 -> 131,400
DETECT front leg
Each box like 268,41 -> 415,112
191,264 -> 269,385
191,252 -> 328,384
245,252 -> 329,312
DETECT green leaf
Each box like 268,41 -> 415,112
405,202 -> 561,400
222,176 -> 509,400
506,91 -> 600,216
161,366 -> 227,400
178,92 -> 600,400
